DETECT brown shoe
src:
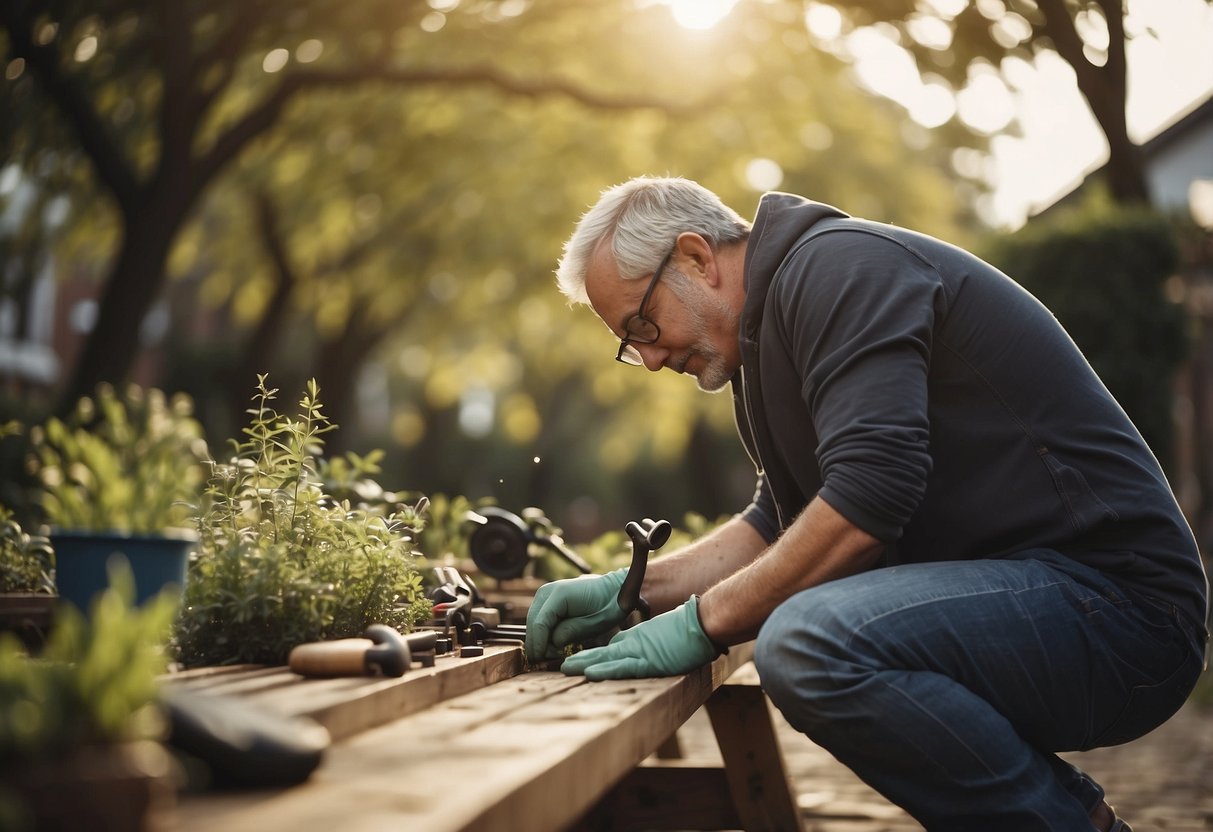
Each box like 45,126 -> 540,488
1092,800 -> 1133,832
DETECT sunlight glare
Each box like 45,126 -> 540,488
956,70 -> 1014,134
910,80 -> 956,128
666,0 -> 738,30
804,3 -> 843,41
744,158 -> 784,191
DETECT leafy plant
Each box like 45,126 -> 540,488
27,385 -> 209,533
0,507 -> 54,595
400,492 -> 493,564
0,562 -> 176,768
174,377 -> 431,667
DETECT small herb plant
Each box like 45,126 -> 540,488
174,377 -> 431,667
0,507 -> 54,595
0,562 -> 176,768
400,492 -> 488,564
28,384 -> 209,534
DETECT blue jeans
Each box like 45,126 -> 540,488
753,550 -> 1205,831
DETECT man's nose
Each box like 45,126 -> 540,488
635,343 -> 667,372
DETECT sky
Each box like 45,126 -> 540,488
661,0 -> 1213,229
984,0 -> 1213,227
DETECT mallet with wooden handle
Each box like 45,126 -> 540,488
288,625 -> 438,678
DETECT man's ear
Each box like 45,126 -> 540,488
674,232 -> 718,286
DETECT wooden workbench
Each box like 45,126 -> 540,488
165,643 -> 802,832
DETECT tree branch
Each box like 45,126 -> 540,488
190,2 -> 264,116
0,3 -> 140,212
1034,0 -> 1122,114
1098,0 -> 1128,102
152,3 -> 200,180
1034,0 -> 1097,83
190,62 -> 689,200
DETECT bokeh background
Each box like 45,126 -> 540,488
2,0 -> 1212,549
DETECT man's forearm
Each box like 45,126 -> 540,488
642,515 -> 768,615
697,496 -> 885,645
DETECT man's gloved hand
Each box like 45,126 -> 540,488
525,568 -> 628,661
559,595 -> 720,681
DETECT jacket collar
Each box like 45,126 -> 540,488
741,193 -> 849,341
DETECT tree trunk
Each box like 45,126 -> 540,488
312,312 -> 385,451
1035,0 -> 1151,206
225,195 -> 300,427
1086,90 -> 1152,205
57,197 -> 184,413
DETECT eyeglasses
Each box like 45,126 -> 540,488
615,246 -> 675,365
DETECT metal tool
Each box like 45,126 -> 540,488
466,506 -> 592,579
427,514 -> 672,652
428,567 -> 527,647
616,518 -> 672,629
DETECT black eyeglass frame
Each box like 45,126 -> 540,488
615,245 -> 676,365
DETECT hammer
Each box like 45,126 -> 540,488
288,625 -> 438,678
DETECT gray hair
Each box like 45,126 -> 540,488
555,177 -> 751,305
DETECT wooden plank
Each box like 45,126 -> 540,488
164,664 -> 266,682
706,662 -> 804,832
164,645 -> 524,742
171,647 -> 752,832
165,666 -> 301,698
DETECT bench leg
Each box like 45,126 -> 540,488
655,730 -> 684,759
705,678 -> 804,832
571,668 -> 803,832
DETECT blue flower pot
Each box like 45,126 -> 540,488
50,529 -> 197,611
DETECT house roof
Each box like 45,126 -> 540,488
1030,89 -> 1213,219
1140,92 -> 1213,159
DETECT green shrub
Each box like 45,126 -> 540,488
982,204 -> 1189,471
0,507 -> 53,594
400,492 -> 485,564
174,377 -> 431,667
0,562 -> 176,767
27,385 -> 209,533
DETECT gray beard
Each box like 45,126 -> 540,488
666,265 -> 736,394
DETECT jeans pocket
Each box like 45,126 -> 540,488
1086,646 -> 1201,748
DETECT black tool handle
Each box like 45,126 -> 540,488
616,518 -> 672,628
402,630 -> 439,654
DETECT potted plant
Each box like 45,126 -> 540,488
27,384 -> 210,612
174,377 -> 431,667
0,562 -> 178,831
0,507 -> 56,652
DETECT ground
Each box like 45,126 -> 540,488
677,694 -> 1213,831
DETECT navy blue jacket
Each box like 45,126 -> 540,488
734,193 -> 1209,637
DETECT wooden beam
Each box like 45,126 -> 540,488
164,645 -> 524,741
172,648 -> 753,831
706,665 -> 803,832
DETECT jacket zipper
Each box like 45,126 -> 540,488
740,364 -> 786,529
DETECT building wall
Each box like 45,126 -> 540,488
1148,119 -> 1213,212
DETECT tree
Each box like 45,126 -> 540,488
4,0 -> 979,529
0,0 -> 684,413
158,0 -> 975,446
809,0 -> 1209,206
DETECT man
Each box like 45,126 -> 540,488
525,176 -> 1209,831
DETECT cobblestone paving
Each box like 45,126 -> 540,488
678,694 -> 1213,831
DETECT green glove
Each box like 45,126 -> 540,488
525,568 -> 628,661
560,595 -> 719,681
